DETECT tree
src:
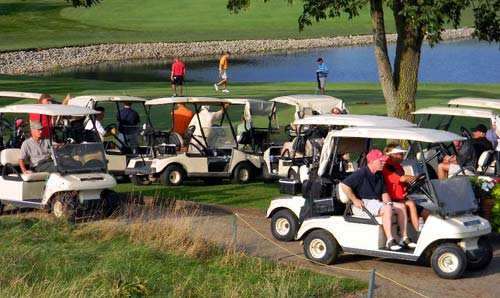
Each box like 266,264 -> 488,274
227,0 -> 499,121
66,0 -> 101,8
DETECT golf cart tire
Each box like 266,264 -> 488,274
287,169 -> 297,180
231,162 -> 253,184
303,230 -> 340,265
270,209 -> 299,241
131,175 -> 151,186
100,190 -> 122,217
467,237 -> 493,271
51,193 -> 77,222
160,164 -> 185,186
431,243 -> 467,279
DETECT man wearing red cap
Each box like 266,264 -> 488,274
340,149 -> 416,251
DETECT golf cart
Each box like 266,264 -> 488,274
125,97 -> 262,186
413,106 -> 498,175
265,114 -> 416,188
0,104 -> 118,221
287,126 -> 492,279
67,95 -> 150,178
262,94 -> 349,181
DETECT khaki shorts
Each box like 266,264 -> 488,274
220,70 -> 228,80
352,199 -> 383,217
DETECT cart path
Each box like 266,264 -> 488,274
179,202 -> 500,298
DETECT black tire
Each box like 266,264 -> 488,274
288,168 -> 298,180
270,209 -> 299,241
160,164 -> 185,186
467,237 -> 493,271
431,243 -> 467,279
303,230 -> 340,265
51,193 -> 78,222
100,190 -> 122,217
231,162 -> 253,184
131,175 -> 151,186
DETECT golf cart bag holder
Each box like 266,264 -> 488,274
299,178 -> 345,220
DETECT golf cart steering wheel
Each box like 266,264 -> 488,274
460,126 -> 472,140
104,123 -> 127,147
406,173 -> 427,194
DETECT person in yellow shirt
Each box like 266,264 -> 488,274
214,51 -> 231,93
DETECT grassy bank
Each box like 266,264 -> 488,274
0,0 -> 474,51
0,215 -> 365,297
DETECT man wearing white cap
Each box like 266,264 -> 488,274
19,121 -> 57,174
382,144 -> 430,232
341,149 -> 415,251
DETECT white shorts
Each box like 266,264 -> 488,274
318,77 -> 326,88
448,163 -> 474,177
352,199 -> 383,217
220,70 -> 228,80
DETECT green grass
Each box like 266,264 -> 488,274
0,0 -> 475,51
0,217 -> 365,297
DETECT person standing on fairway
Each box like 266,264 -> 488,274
171,57 -> 186,97
316,57 -> 329,95
214,51 -> 230,93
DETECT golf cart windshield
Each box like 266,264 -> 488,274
430,177 -> 478,217
205,125 -> 237,148
53,142 -> 107,174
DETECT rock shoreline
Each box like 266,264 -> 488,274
0,28 -> 474,75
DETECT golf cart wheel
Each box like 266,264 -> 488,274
303,230 -> 340,265
287,169 -> 297,180
52,193 -> 77,222
270,209 -> 299,241
100,190 -> 122,218
467,237 -> 493,271
160,165 -> 185,186
131,175 -> 151,186
431,243 -> 467,279
231,163 -> 253,184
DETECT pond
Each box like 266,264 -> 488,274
40,39 -> 499,84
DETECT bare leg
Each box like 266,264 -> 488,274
404,200 -> 419,231
394,202 -> 408,237
379,205 -> 394,240
438,162 -> 450,179
171,84 -> 176,95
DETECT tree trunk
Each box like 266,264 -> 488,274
370,0 -> 424,121
370,0 -> 397,117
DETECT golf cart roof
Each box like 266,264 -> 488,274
0,91 -> 43,100
0,104 -> 99,116
145,97 -> 230,106
413,106 -> 495,119
68,95 -> 147,107
445,97 -> 500,110
225,98 -> 274,116
270,94 -> 346,114
330,127 -> 465,143
293,114 -> 415,127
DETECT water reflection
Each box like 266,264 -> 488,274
39,39 -> 499,83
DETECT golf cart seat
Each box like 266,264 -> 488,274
477,150 -> 495,174
0,148 -> 50,181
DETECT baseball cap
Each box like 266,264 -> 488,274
30,121 -> 43,130
386,146 -> 407,155
366,149 -> 388,162
471,124 -> 487,133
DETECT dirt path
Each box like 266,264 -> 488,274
182,203 -> 500,298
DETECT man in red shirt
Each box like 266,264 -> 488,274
170,57 -> 186,97
29,93 -> 71,138
382,144 -> 430,232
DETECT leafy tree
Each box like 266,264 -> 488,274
227,0 -> 500,121
66,0 -> 101,8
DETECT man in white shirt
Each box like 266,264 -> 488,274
187,104 -> 228,153
85,107 -> 116,140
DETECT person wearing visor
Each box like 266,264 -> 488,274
382,144 -> 431,232
19,121 -> 57,174
341,149 -> 416,251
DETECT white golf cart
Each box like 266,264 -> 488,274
125,97 -> 262,186
67,95 -> 150,178
262,94 -> 349,181
413,106 -> 498,175
290,126 -> 492,279
0,104 -> 118,221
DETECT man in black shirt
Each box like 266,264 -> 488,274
117,102 -> 140,147
471,124 -> 493,158
341,149 -> 415,251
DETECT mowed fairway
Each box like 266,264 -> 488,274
0,0 -> 475,51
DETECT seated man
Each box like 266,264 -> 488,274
382,144 -> 431,232
438,140 -> 476,179
187,104 -> 228,153
471,124 -> 493,158
340,149 -> 416,251
85,107 -> 117,140
19,121 -> 57,174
